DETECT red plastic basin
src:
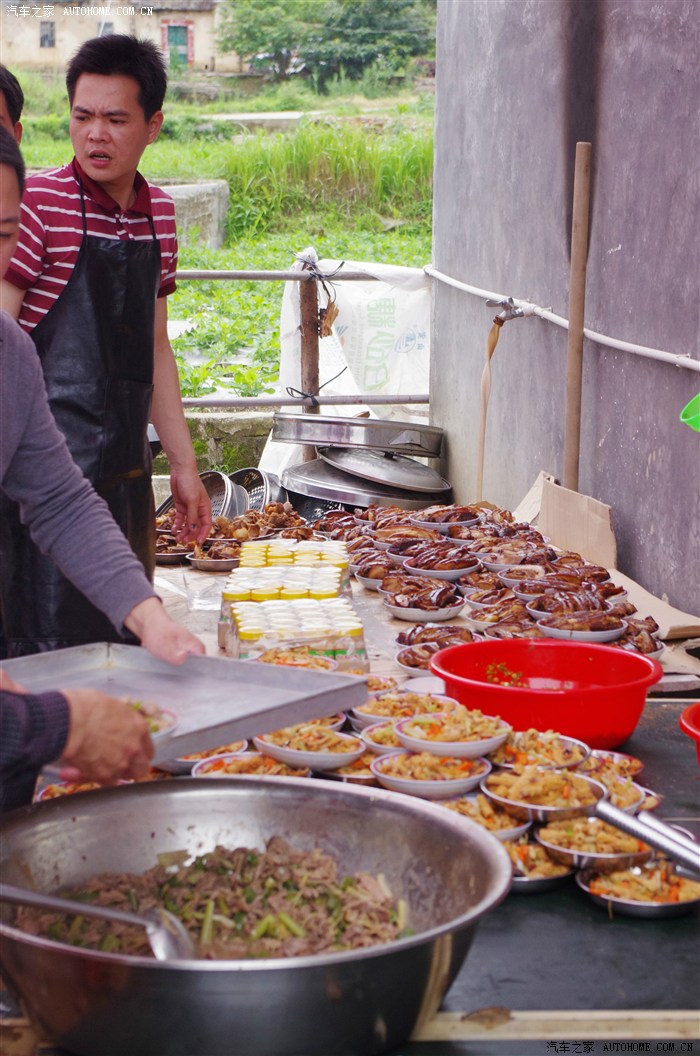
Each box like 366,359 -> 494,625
430,639 -> 663,750
679,701 -> 700,766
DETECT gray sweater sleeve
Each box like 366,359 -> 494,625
0,689 -> 70,812
0,312 -> 156,631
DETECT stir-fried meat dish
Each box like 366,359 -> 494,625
16,837 -> 408,960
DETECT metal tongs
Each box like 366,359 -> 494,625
595,801 -> 700,877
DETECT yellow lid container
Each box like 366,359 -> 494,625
251,587 -> 280,602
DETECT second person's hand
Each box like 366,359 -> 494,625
125,597 -> 205,662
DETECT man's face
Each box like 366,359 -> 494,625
69,73 -> 162,203
0,92 -> 22,142
0,161 -> 21,277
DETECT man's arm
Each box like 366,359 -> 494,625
0,279 -> 25,319
150,298 -> 211,543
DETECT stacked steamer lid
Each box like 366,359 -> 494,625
272,413 -> 452,511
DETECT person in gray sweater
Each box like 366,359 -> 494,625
0,126 -> 203,810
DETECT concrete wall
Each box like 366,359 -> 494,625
431,0 -> 699,613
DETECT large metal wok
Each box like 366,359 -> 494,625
0,777 -> 511,1056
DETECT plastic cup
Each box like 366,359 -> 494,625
680,393 -> 700,432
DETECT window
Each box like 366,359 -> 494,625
98,22 -> 114,36
167,24 -> 188,67
40,21 -> 55,48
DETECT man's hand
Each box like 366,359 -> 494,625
170,466 -> 211,544
59,690 -> 154,783
124,596 -> 205,662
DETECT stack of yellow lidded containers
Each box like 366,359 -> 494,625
219,539 -> 366,669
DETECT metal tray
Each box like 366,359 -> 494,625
0,644 -> 368,766
272,413 -> 444,457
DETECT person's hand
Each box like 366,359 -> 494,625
59,689 -> 154,783
170,466 -> 211,544
124,597 -> 205,662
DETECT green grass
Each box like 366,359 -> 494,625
171,217 -> 431,395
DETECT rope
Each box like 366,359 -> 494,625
285,366 -> 349,407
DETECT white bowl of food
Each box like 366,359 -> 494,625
538,613 -> 628,643
254,728 -> 365,771
355,572 -> 384,591
488,729 -> 590,770
160,740 -> 249,775
404,560 -> 478,582
349,690 -> 463,729
359,721 -> 404,755
394,643 -> 447,675
394,711 -> 511,759
579,749 -> 644,781
370,751 -> 491,800
383,599 -> 466,623
127,700 -> 178,740
191,751 -> 310,779
497,566 -> 547,588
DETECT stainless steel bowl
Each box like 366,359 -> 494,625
0,777 -> 511,1056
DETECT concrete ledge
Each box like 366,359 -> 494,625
153,409 -> 274,479
164,180 -> 229,249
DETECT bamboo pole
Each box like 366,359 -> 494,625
563,141 -> 592,491
299,266 -> 321,461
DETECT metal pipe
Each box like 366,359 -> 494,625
181,394 -> 430,409
175,269 -> 378,282
424,264 -> 699,373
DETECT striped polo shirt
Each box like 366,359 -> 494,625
5,159 -> 178,335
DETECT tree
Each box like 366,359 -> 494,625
218,0 -> 435,85
218,0 -> 322,81
304,0 -> 435,87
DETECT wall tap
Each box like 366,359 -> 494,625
485,296 -> 525,323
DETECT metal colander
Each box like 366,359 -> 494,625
228,468 -> 268,512
155,471 -> 235,519
228,468 -> 288,512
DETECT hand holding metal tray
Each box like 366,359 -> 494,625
0,643 -> 369,766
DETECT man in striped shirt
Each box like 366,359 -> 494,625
0,36 -> 211,654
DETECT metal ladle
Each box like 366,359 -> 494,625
0,882 -> 195,960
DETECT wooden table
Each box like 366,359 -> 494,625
2,569 -> 698,1054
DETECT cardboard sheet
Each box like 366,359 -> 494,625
538,477 -> 617,569
517,474 -> 700,643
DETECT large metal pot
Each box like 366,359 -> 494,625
0,777 -> 511,1056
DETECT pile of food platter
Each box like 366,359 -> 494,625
328,501 -> 663,657
30,496 -> 698,926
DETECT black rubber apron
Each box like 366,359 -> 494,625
0,180 -> 161,655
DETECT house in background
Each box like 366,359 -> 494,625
0,0 -> 242,73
